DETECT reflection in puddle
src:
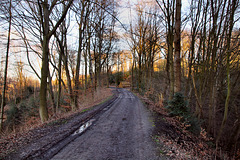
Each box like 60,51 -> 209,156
72,119 -> 95,136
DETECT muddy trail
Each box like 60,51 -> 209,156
51,88 -> 161,160
5,88 -> 164,160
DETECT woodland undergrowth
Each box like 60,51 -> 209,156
137,90 -> 236,160
0,87 -> 113,158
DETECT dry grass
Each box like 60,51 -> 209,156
49,87 -> 113,122
78,87 -> 113,110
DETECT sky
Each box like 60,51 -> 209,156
0,0 -> 191,81
116,0 -> 190,49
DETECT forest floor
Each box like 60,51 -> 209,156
0,87 -> 233,159
138,92 -> 232,159
51,88 -> 160,160
0,87 -> 114,159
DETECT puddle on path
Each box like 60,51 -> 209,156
72,119 -> 95,136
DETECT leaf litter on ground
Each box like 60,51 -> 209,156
137,92 -> 231,160
0,87 -> 113,159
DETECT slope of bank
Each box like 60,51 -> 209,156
0,88 -> 114,159
136,92 -> 232,160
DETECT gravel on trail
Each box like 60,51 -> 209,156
6,88 -> 166,160
51,88 -> 162,160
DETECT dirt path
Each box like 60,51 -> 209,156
51,88 -> 162,160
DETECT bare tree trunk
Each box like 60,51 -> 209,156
74,23 -> 83,109
48,70 -> 56,113
57,43 -> 62,112
39,0 -> 51,122
40,33 -> 50,122
38,0 -> 74,122
63,42 -> 75,110
56,2 -> 66,113
156,0 -> 175,99
168,31 -> 174,99
207,0 -> 221,132
87,24 -> 94,98
55,26 -> 75,111
106,57 -> 109,88
0,0 -> 11,131
138,55 -> 142,91
94,51 -> 98,90
74,1 -> 86,108
174,0 -> 181,93
131,58 -> 135,91
84,51 -> 88,94
216,0 -> 236,145
40,37 -> 49,121
192,72 -> 203,119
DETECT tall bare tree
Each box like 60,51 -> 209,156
0,0 -> 12,131
156,0 -> 175,99
174,0 -> 181,92
37,0 -> 74,122
73,0 -> 91,110
216,0 -> 238,146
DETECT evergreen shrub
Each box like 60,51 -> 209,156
166,92 -> 201,134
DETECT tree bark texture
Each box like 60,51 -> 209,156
216,0 -> 236,145
174,0 -> 181,93
39,12 -> 50,122
39,0 -> 74,122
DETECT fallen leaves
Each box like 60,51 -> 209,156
0,87 -> 114,159
138,93 -> 231,160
